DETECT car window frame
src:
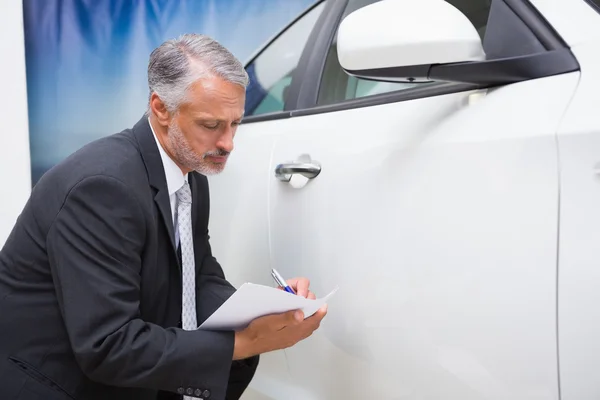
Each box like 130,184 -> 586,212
584,0 -> 600,13
293,0 -> 475,111
240,0 -> 329,124
242,0 -> 578,124
302,0 -> 573,115
283,0 -> 350,112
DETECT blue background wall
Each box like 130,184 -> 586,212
23,0 -> 314,184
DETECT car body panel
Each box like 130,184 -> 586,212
555,42 -> 600,400
205,0 -> 600,398
265,73 -> 577,400
526,0 -> 600,398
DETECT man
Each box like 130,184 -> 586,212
0,34 -> 327,400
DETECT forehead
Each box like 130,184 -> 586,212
183,76 -> 245,119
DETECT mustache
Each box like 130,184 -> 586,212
202,149 -> 230,159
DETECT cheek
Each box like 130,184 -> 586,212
180,123 -> 199,142
187,127 -> 216,152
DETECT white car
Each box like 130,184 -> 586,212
208,0 -> 600,399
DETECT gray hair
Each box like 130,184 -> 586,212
147,33 -> 248,115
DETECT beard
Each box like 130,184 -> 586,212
167,121 -> 229,176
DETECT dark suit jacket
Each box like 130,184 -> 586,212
0,117 -> 258,400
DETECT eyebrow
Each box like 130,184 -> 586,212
195,115 -> 244,123
195,119 -> 243,129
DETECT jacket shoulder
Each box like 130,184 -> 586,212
39,129 -> 145,188
30,129 -> 151,226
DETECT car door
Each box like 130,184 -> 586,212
265,0 -> 580,399
541,0 -> 600,399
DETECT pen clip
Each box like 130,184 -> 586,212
271,268 -> 295,294
271,269 -> 285,287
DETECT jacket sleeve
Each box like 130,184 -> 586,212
46,174 -> 235,399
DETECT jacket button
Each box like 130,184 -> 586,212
186,388 -> 193,395
195,389 -> 202,396
177,387 -> 184,394
203,389 -> 211,398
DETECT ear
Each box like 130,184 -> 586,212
149,93 -> 172,127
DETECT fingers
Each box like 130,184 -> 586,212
255,309 -> 303,331
270,306 -> 325,333
304,305 -> 327,325
314,304 -> 328,320
282,309 -> 304,328
293,310 -> 304,323
297,306 -> 327,339
307,290 -> 316,300
287,277 -> 310,298
242,302 -> 326,356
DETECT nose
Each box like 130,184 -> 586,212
217,127 -> 235,153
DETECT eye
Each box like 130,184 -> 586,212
232,121 -> 241,127
203,123 -> 219,130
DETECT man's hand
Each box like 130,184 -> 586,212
284,277 -> 316,299
232,276 -> 325,360
232,305 -> 327,360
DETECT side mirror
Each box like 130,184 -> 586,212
337,0 -> 485,83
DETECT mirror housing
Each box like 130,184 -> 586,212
337,0 -> 485,83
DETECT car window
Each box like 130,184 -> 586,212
245,2 -> 325,116
317,0 -> 492,107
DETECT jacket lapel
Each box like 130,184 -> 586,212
155,190 -> 177,254
189,173 -> 202,237
131,116 -> 178,257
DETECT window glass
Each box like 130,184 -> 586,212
317,0 -> 492,106
245,3 -> 325,116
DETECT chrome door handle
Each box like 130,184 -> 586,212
275,162 -> 321,182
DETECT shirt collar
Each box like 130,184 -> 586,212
148,118 -> 187,196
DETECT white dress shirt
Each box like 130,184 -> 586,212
149,118 -> 188,246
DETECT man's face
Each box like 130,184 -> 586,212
166,76 -> 245,175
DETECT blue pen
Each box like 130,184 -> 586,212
271,268 -> 295,294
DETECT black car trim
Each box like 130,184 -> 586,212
290,82 -> 479,117
503,0 -> 570,49
345,48 -> 580,86
242,0 -> 580,124
285,0 -> 349,111
243,1 -> 324,68
243,1 -> 325,120
241,111 -> 292,124
583,0 -> 600,13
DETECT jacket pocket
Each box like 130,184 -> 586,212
8,356 -> 75,399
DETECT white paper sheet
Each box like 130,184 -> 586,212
198,283 -> 338,331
